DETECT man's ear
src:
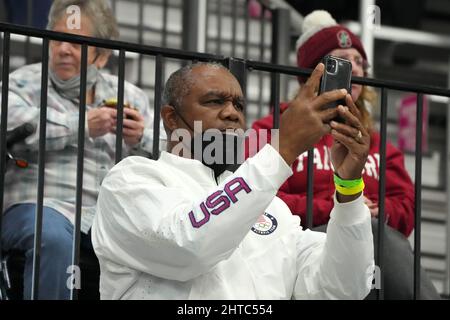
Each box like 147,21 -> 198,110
161,104 -> 179,133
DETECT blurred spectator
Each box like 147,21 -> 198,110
1,0 -> 162,300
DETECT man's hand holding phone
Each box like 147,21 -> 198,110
279,60 -> 369,202
329,95 -> 370,202
319,55 -> 353,123
277,63 -> 345,165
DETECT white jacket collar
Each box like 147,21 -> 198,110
159,151 -> 233,184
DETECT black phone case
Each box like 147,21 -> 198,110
318,55 -> 352,123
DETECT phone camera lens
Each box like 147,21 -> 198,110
326,59 -> 337,73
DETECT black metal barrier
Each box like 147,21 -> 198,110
1,21 -> 450,300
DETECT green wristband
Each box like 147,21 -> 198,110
333,173 -> 363,188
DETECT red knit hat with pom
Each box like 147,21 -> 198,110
296,11 -> 367,75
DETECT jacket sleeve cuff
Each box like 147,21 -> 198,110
330,193 -> 370,226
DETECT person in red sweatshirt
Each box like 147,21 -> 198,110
251,10 -> 440,299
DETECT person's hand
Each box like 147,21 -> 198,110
114,107 -> 145,146
87,107 -> 117,138
277,63 -> 347,165
330,94 -> 369,180
329,94 -> 370,202
364,196 -> 379,217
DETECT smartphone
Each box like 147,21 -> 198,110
318,55 -> 352,123
102,99 -> 134,119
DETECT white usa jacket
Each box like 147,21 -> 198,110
92,144 -> 374,300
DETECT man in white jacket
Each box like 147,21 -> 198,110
92,62 -> 374,299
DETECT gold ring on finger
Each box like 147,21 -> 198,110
355,130 -> 362,142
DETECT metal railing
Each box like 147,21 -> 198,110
0,0 -> 289,123
0,21 -> 222,300
1,17 -> 449,299
246,59 -> 450,300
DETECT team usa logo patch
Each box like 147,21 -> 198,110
251,212 -> 278,235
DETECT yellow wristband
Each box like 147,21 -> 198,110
333,174 -> 363,188
335,180 -> 365,196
